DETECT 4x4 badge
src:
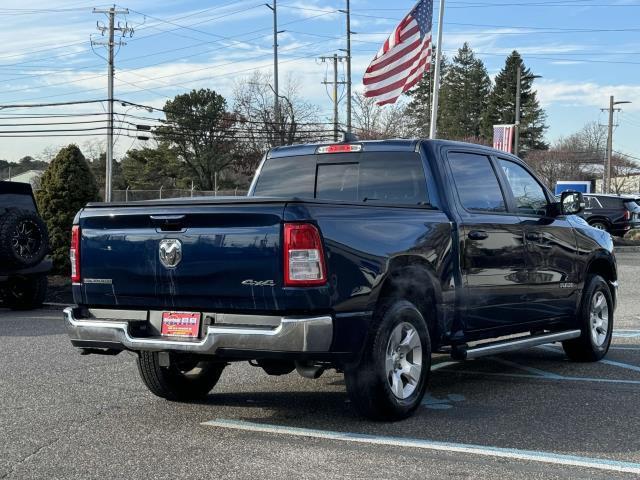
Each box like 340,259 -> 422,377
159,239 -> 182,268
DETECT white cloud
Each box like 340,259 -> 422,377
536,81 -> 640,112
284,1 -> 341,21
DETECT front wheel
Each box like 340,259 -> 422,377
345,299 -> 431,421
4,275 -> 47,310
137,351 -> 226,401
562,274 -> 613,362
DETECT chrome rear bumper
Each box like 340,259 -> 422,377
64,307 -> 333,355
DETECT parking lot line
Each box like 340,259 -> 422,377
489,357 -> 564,379
613,331 -> 640,338
202,419 -> 640,475
444,368 -> 640,385
600,358 -> 640,373
431,360 -> 459,371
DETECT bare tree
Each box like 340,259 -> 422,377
232,71 -> 325,176
526,122 -> 609,189
352,92 -> 412,140
36,145 -> 61,163
610,154 -> 640,194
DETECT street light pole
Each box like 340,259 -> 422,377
514,67 -> 521,156
603,96 -> 632,193
266,1 -> 282,144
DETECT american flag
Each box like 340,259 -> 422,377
363,0 -> 434,106
493,124 -> 515,153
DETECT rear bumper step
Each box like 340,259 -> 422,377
64,307 -> 333,355
451,330 -> 581,360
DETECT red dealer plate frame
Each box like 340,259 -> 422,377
161,311 -> 201,338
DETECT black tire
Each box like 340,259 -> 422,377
345,299 -> 431,421
562,274 -> 613,362
137,351 -> 225,401
4,275 -> 47,310
589,220 -> 609,233
0,209 -> 49,268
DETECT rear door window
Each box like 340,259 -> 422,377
584,196 -> 603,209
448,152 -> 506,212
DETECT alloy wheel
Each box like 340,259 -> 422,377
385,322 -> 423,399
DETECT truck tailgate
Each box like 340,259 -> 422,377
76,200 -> 286,311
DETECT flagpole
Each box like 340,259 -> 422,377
429,0 -> 446,139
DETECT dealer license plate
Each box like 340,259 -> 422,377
161,311 -> 201,338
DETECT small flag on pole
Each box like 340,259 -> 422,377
493,124 -> 515,153
363,0 -> 434,106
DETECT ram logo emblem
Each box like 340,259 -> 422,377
159,239 -> 182,268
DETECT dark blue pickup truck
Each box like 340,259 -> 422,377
65,139 -> 617,420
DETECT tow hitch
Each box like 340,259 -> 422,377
80,348 -> 122,356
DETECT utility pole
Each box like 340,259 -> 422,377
339,0 -> 353,132
266,1 -> 284,144
605,96 -> 615,194
601,96 -> 632,193
320,54 -> 348,141
93,6 -> 132,202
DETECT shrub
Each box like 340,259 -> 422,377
624,229 -> 640,241
36,145 -> 98,273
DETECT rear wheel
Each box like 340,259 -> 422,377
4,275 -> 47,310
589,221 -> 609,233
137,351 -> 225,401
345,299 -> 431,421
562,274 -> 613,362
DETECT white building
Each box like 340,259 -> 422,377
3,170 -> 43,189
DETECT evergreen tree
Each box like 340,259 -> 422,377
35,145 -> 98,273
155,89 -> 240,190
87,153 -> 126,197
404,52 -> 447,137
438,43 -> 491,140
483,51 -> 548,152
121,143 -> 189,190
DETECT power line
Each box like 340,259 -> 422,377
0,99 -> 108,109
0,8 -> 338,91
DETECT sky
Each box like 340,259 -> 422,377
0,0 -> 639,163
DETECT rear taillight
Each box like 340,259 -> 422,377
283,223 -> 327,286
623,210 -> 631,221
70,225 -> 81,283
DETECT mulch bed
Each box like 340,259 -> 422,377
46,275 -> 73,304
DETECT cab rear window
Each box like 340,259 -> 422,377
253,152 -> 429,206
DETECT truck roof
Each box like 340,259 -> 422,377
267,138 -> 514,159
0,180 -> 34,196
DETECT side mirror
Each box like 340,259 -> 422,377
560,191 -> 585,215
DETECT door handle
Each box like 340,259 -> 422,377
468,230 -> 489,240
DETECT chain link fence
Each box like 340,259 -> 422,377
111,188 -> 247,202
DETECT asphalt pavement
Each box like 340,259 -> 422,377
1,253 -> 639,479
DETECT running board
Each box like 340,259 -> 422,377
451,330 -> 581,360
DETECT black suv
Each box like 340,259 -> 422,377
0,181 -> 51,309
581,194 -> 640,236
